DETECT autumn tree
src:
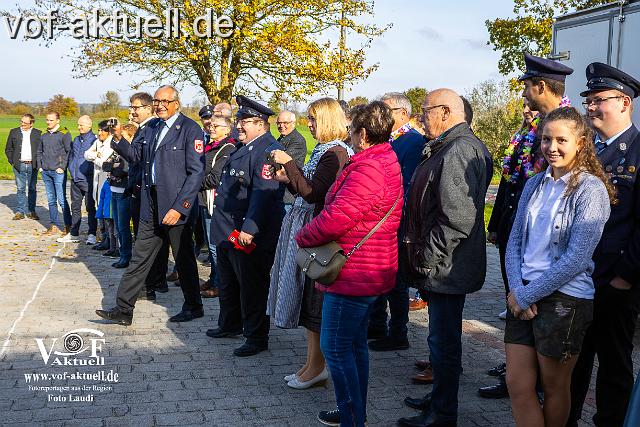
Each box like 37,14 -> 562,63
15,1 -> 387,104
0,97 -> 13,114
46,94 -> 79,117
404,87 -> 428,115
486,0 -> 609,76
97,90 -> 122,115
347,96 -> 368,107
465,80 -> 522,173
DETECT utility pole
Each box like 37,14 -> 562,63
337,4 -> 346,101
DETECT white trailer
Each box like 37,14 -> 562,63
552,0 -> 640,123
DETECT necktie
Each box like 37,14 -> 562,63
594,135 -> 607,155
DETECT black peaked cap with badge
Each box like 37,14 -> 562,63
198,105 -> 213,119
580,62 -> 640,98
519,52 -> 574,83
236,95 -> 275,121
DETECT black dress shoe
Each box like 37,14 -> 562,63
95,307 -> 132,325
112,260 -> 130,268
92,241 -> 109,251
206,328 -> 243,338
398,411 -> 456,427
138,289 -> 156,301
478,376 -> 509,399
233,342 -> 268,357
369,336 -> 410,351
404,392 -> 432,410
487,362 -> 506,377
103,249 -> 120,259
169,309 -> 204,322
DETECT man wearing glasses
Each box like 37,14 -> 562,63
207,95 -> 285,357
275,110 -> 307,210
568,63 -> 640,427
5,114 -> 41,220
95,85 -> 205,325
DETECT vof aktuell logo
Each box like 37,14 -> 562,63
35,328 -> 105,366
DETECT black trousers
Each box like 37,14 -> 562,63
217,245 -> 274,345
144,237 -> 169,288
368,273 -> 409,340
568,284 -> 640,427
116,216 -> 202,314
130,194 -> 141,237
70,180 -> 97,236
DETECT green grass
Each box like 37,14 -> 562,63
484,203 -> 493,232
0,114 -> 316,179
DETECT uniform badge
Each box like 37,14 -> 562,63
261,164 -> 273,180
619,143 -> 627,151
230,169 -> 236,176
617,166 -> 624,173
248,146 -> 254,151
605,165 -> 612,172
194,139 -> 204,154
239,171 -> 244,176
176,125 -> 181,130
182,201 -> 191,209
629,166 -> 636,173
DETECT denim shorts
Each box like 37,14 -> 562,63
504,290 -> 593,361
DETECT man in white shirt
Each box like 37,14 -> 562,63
4,114 -> 41,220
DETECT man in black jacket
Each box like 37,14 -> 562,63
568,63 -> 640,427
95,85 -> 205,325
4,114 -> 41,220
397,89 -> 492,427
276,110 -> 307,208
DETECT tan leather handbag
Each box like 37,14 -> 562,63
296,193 -> 401,285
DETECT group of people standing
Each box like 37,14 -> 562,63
5,52 -> 639,427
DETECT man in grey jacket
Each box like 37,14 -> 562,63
397,89 -> 493,427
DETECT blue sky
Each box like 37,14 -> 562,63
0,0 -> 516,104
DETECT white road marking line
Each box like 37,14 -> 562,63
0,243 -> 66,358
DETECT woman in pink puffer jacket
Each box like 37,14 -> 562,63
296,101 -> 403,427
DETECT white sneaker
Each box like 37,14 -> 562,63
86,234 -> 97,245
57,233 -> 80,243
498,309 -> 507,320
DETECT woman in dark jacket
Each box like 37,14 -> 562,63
199,116 -> 236,297
267,98 -> 353,391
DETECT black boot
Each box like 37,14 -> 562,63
478,373 -> 509,398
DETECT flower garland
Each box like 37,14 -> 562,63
501,96 -> 571,183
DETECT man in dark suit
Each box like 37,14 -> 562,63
276,110 -> 307,208
95,85 -> 205,325
207,95 -> 285,357
5,114 -> 41,220
568,63 -> 640,427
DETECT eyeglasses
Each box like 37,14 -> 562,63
423,104 -> 448,113
276,121 -> 293,125
152,99 -> 177,107
238,118 -> 259,126
129,104 -> 150,110
581,96 -> 623,108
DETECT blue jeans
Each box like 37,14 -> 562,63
13,163 -> 37,214
41,170 -> 71,227
201,206 -> 219,286
425,291 -> 466,422
320,292 -> 377,427
111,192 -> 132,262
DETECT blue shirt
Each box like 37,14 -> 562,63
152,112 -> 180,184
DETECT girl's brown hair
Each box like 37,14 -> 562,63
540,107 -> 617,204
